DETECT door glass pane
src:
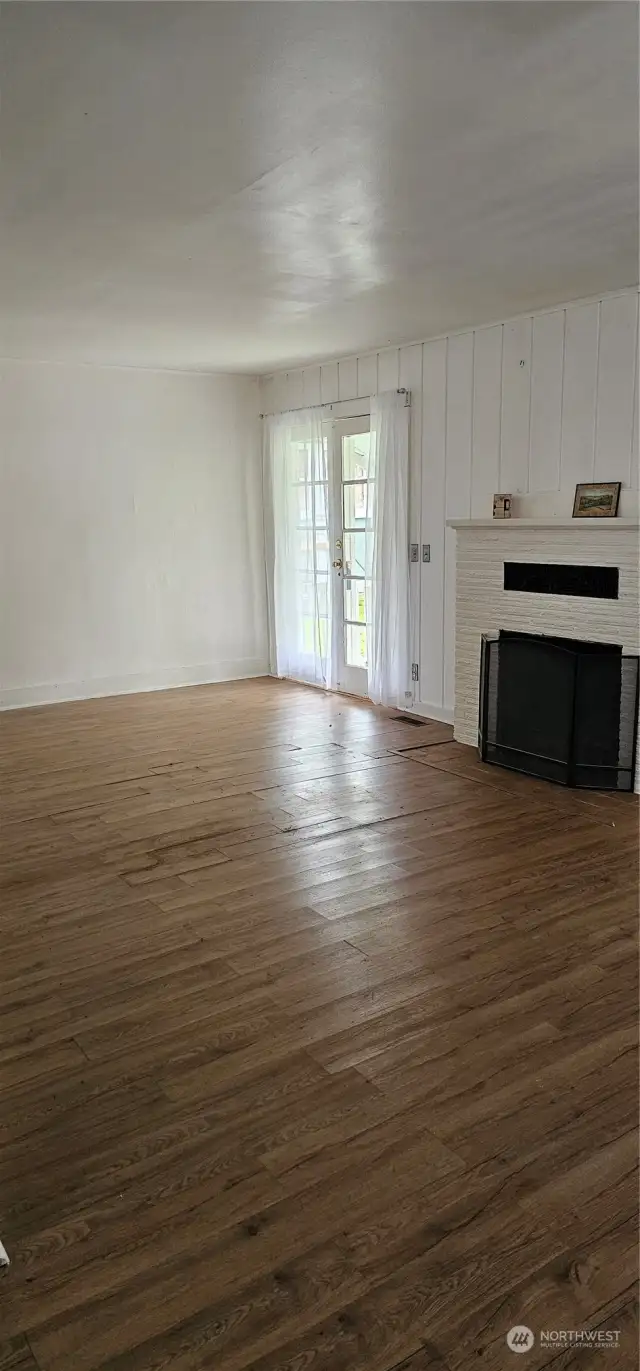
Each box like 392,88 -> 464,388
295,527 -> 330,573
342,431 -> 372,481
343,579 -> 367,624
300,573 -> 329,620
296,484 -> 310,526
302,614 -> 330,655
292,440 -> 311,483
302,615 -> 330,656
296,481 -> 327,529
345,622 -> 368,669
315,529 -> 330,573
292,433 -> 329,482
313,440 -> 328,482
295,529 -> 313,570
314,483 -> 328,529
343,482 -> 371,529
343,530 -> 371,579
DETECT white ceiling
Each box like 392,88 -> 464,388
1,2 -> 638,374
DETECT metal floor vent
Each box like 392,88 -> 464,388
391,714 -> 429,727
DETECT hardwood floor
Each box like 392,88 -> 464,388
0,677 -> 637,1371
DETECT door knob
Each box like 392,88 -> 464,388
332,559 -> 343,569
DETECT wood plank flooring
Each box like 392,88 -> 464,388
0,677 -> 637,1370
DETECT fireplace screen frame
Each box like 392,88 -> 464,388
478,631 -> 639,791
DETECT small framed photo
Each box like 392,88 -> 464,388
493,493 -> 512,519
572,481 -> 621,518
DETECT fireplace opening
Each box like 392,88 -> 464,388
503,563 -> 619,598
479,631 -> 639,790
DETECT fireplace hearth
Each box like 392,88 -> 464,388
479,631 -> 639,790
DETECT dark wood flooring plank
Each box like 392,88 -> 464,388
0,1334 -> 39,1371
0,678 -> 636,1371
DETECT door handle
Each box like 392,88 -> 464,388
332,559 -> 343,569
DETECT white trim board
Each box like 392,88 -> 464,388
403,702 -> 454,726
0,659 -> 270,711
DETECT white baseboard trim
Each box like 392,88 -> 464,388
405,700 -> 454,725
0,659 -> 270,711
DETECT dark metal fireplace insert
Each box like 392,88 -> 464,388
479,631 -> 639,790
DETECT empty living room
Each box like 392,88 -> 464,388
1,3 -> 639,1368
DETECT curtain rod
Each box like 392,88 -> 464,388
259,387 -> 409,419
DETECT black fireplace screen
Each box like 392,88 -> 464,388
479,632 -> 639,790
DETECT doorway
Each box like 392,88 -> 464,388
329,417 -> 373,698
268,407 -> 372,696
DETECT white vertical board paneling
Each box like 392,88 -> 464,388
420,339 -> 447,712
338,357 -> 358,402
471,325 -> 502,517
444,332 -> 473,711
260,375 -> 275,416
529,310 -> 565,492
302,365 -> 322,409
560,301 -> 599,488
271,371 -> 290,414
446,332 -> 474,517
400,344 -> 423,700
377,349 -> 400,392
594,293 -> 638,485
287,370 -> 304,411
500,317 -> 532,493
320,362 -> 339,404
632,317 -> 640,491
357,354 -> 378,398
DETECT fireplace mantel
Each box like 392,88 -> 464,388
447,518 -> 640,530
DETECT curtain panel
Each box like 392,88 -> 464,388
264,409 -> 332,688
367,392 -> 411,708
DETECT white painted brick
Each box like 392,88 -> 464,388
450,523 -> 640,791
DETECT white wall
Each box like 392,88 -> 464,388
0,361 -> 268,707
260,289 -> 640,720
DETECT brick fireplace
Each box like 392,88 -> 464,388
447,517 -> 640,791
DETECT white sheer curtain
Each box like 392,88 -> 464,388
366,391 -> 411,708
264,409 -> 332,688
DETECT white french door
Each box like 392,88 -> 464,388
268,408 -> 372,697
329,417 -> 373,698
268,394 -> 408,706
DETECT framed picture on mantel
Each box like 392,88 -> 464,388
573,481 -> 621,518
